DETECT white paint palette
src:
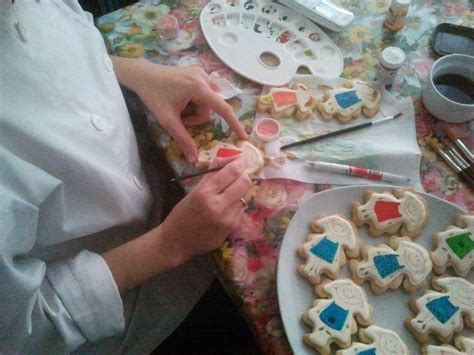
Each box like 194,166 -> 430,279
200,0 -> 344,86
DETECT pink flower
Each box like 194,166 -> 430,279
414,58 -> 434,82
255,180 -> 288,212
170,8 -> 187,21
248,256 -> 265,273
197,51 -> 228,72
416,103 -> 435,139
422,169 -> 442,192
278,179 -> 314,211
252,238 -> 276,258
232,211 -> 265,241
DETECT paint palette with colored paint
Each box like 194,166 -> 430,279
277,185 -> 473,354
200,0 -> 344,86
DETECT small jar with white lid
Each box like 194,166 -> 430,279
377,46 -> 406,88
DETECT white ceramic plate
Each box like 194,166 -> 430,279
277,185 -> 473,354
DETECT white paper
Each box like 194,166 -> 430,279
255,75 -> 422,189
209,71 -> 242,100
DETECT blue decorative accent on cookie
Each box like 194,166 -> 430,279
373,254 -> 405,278
357,349 -> 377,355
319,301 -> 349,331
426,296 -> 460,324
309,236 -> 339,264
335,90 -> 361,109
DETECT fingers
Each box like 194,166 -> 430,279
193,85 -> 248,140
182,106 -> 212,126
221,172 -> 252,203
203,157 -> 247,194
158,108 -> 198,164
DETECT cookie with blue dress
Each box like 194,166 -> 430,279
350,236 -> 432,294
406,277 -> 474,344
298,214 -> 360,285
422,335 -> 474,355
336,325 -> 410,355
303,279 -> 373,355
352,188 -> 429,238
431,212 -> 474,277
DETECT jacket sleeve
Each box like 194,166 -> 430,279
0,146 -> 125,353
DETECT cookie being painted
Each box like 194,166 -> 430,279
196,140 -> 264,176
303,279 -> 372,355
298,214 -> 360,284
352,189 -> 428,238
336,325 -> 409,355
350,236 -> 432,293
257,83 -> 318,120
431,213 -> 474,277
406,277 -> 474,343
423,336 -> 474,355
317,80 -> 381,123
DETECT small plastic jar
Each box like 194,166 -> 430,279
155,15 -> 179,40
377,46 -> 406,88
252,118 -> 280,143
383,0 -> 410,32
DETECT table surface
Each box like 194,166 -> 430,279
98,1 -> 473,353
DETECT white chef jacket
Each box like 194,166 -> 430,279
0,1 -> 214,353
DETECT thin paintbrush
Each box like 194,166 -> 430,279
280,112 -> 402,150
170,167 -> 222,182
443,126 -> 474,162
440,138 -> 474,178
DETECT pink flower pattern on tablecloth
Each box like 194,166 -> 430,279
98,1 -> 473,353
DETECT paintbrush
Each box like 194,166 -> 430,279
428,140 -> 474,187
280,113 -> 403,150
443,126 -> 473,162
170,167 -> 222,182
440,138 -> 474,179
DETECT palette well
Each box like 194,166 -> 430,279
200,0 -> 344,86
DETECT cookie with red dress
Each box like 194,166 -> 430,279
352,188 -> 429,238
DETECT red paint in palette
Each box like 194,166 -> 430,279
374,200 -> 401,222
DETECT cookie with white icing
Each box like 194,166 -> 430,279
336,325 -> 410,355
257,83 -> 318,120
350,236 -> 432,294
431,212 -> 474,277
298,214 -> 360,284
303,279 -> 373,354
317,80 -> 381,123
352,188 -> 429,238
406,277 -> 474,343
423,336 -> 474,355
196,140 -> 264,176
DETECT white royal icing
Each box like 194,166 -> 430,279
356,190 -> 426,232
338,325 -> 409,355
410,277 -> 474,339
355,237 -> 432,288
299,215 -> 358,282
426,336 -> 474,355
305,279 -> 371,350
431,214 -> 474,276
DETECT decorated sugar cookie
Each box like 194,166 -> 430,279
423,336 -> 474,355
298,214 -> 360,284
196,140 -> 264,176
336,325 -> 409,355
352,189 -> 429,238
303,279 -> 373,355
317,80 -> 381,123
431,212 -> 474,277
257,83 -> 318,120
406,277 -> 474,343
350,236 -> 432,294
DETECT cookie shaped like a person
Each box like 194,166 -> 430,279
406,277 -> 474,344
196,140 -> 264,176
336,325 -> 410,355
431,212 -> 474,277
298,214 -> 360,284
303,279 -> 372,355
423,336 -> 474,355
257,83 -> 318,120
317,80 -> 381,123
350,236 -> 432,294
352,189 -> 429,238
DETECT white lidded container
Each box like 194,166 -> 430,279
377,46 -> 406,88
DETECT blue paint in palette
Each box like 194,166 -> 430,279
335,90 -> 361,109
357,349 -> 377,355
373,254 -> 404,278
319,301 -> 349,331
309,236 -> 339,263
426,296 -> 459,324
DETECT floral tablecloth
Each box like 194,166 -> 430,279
98,1 -> 473,353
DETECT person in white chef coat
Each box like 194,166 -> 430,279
0,1 -> 252,353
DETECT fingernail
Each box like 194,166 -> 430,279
188,152 -> 197,164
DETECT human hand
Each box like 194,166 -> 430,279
160,156 -> 252,266
130,61 -> 247,163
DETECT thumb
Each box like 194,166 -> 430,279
158,109 -> 198,164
